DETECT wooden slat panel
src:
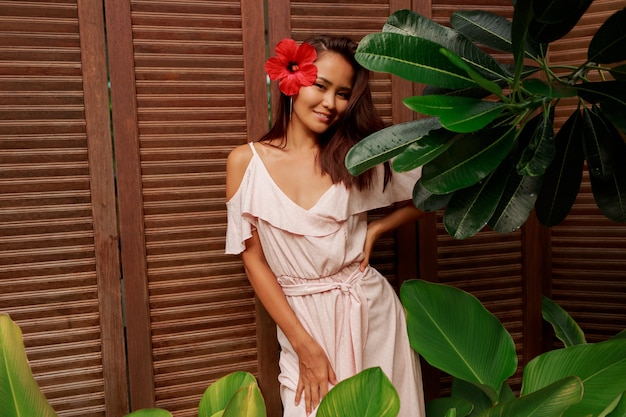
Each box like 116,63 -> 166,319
0,0 -> 126,415
107,1 -> 261,415
547,0 -> 626,345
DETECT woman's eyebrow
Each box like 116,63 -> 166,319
317,76 -> 352,91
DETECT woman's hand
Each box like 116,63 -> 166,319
294,340 -> 337,415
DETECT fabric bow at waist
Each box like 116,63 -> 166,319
278,265 -> 369,378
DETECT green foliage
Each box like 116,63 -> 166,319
400,280 -> 626,417
0,314 -> 59,417
349,3 -> 626,238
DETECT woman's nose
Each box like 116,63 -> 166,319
322,93 -> 335,109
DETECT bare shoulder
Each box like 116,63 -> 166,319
226,142 -> 254,200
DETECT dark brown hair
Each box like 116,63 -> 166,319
258,35 -> 390,190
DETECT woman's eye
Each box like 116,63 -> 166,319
315,83 -> 325,90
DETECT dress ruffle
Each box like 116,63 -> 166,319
225,142 -> 421,254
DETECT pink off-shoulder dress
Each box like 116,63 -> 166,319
226,142 -> 425,417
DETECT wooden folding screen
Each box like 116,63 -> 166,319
0,1 -> 127,416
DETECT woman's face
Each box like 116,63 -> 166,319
291,51 -> 355,135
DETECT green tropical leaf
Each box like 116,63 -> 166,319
488,163 -> 542,234
403,95 -> 506,133
451,10 -> 537,59
588,8 -> 626,64
535,109 -> 585,227
517,109 -> 556,176
356,32 -> 477,90
511,0 -> 534,87
613,330 -> 626,340
317,367 -> 400,417
439,48 -> 504,97
590,156 -> 626,223
412,180 -> 453,212
198,372 -> 259,417
482,376 -> 583,417
444,159 -> 511,239
599,99 -> 626,134
522,339 -> 626,417
528,0 -> 593,43
541,296 -> 587,348
124,409 -> 173,417
522,78 -> 577,98
426,397 -> 473,417
576,81 -> 626,109
383,9 -> 509,80
582,106 -> 618,179
0,314 -> 59,417
606,392 -> 626,417
222,383 -> 266,417
345,117 -> 442,175
392,128 -> 457,172
421,125 -> 517,194
610,64 -> 626,81
533,0 -> 589,24
451,379 -> 493,417
400,280 -> 517,401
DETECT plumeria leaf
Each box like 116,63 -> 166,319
426,397 -> 473,417
421,125 -> 517,194
345,117 -> 441,175
392,128 -> 457,172
517,109 -> 556,176
576,81 -> 626,109
523,78 -> 577,98
528,0 -> 593,44
535,109 -> 585,227
404,95 -> 505,133
588,8 -> 626,64
444,155 -> 512,239
488,160 -> 542,234
451,10 -> 540,59
533,0 -> 588,24
439,47 -> 503,97
383,9 -> 509,80
582,106 -> 618,179
599,100 -> 626,134
356,32 -> 478,90
541,295 -> 587,348
589,154 -> 626,223
412,180 -> 454,212
317,367 -> 400,417
511,0 -> 533,87
522,339 -> 626,417
610,64 -> 626,82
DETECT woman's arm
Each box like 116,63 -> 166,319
359,201 -> 427,271
226,145 -> 336,414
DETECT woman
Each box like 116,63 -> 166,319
226,35 -> 426,417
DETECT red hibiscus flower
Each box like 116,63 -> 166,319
265,39 -> 317,96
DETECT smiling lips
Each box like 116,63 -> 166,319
314,111 -> 332,122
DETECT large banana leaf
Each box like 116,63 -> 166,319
541,296 -> 586,348
317,367 -> 399,417
0,314 -> 58,417
198,372 -> 259,417
426,397 -> 473,417
383,9 -> 509,80
482,376 -> 583,417
345,117 -> 441,175
450,379 -> 494,417
400,280 -> 517,402
606,392 -> 626,417
588,8 -> 626,64
412,180 -> 453,212
522,339 -> 626,417
535,109 -> 584,226
222,383 -> 266,417
124,409 -> 173,417
355,32 -> 478,90
421,125 -> 516,194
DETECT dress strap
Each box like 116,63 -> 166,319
248,141 -> 258,156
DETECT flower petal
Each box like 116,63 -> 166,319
275,38 -> 298,61
264,57 -> 290,81
297,63 -> 318,86
294,42 -> 317,65
279,75 -> 302,96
